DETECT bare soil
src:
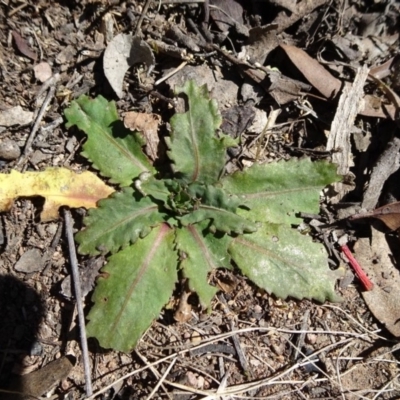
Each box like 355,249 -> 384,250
0,1 -> 400,399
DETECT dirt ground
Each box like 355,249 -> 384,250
1,0 -> 400,399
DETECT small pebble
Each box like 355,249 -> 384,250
15,248 -> 43,273
0,138 -> 21,160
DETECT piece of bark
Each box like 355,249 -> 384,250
354,228 -> 400,337
1,356 -> 74,400
326,65 -> 369,202
166,25 -> 200,52
147,38 -> 189,60
361,135 -> 400,210
327,65 -> 369,175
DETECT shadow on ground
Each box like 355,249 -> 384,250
0,274 -> 45,398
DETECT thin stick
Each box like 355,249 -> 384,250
145,357 -> 177,400
135,0 -> 152,36
292,310 -> 309,361
87,326 -> 381,399
218,294 -> 249,374
17,77 -> 59,169
136,349 -> 173,399
155,61 -> 188,86
64,209 -> 93,397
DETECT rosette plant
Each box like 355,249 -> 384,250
65,80 -> 340,352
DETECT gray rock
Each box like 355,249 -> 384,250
0,138 -> 21,160
14,248 -> 44,273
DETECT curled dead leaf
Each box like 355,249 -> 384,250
11,30 -> 37,61
350,201 -> 400,231
124,111 -> 161,161
103,34 -> 155,98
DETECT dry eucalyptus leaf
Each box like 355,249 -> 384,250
0,106 -> 34,127
350,201 -> 400,231
124,111 -> 161,161
103,34 -> 155,98
280,44 -> 342,99
11,31 -> 37,61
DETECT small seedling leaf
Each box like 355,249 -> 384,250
86,223 -> 178,352
0,167 -> 114,221
65,95 -> 153,186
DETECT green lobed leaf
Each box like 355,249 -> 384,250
65,95 -> 153,186
221,159 -> 340,225
230,223 -> 341,302
175,222 -> 232,307
86,223 -> 178,352
76,187 -> 166,256
165,80 -> 226,184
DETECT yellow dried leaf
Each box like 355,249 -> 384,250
0,167 -> 114,221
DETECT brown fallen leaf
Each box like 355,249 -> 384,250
280,44 -> 342,99
174,289 -> 192,323
361,94 -> 396,119
11,31 -> 37,61
349,201 -> 400,231
280,44 -> 397,119
124,111 -> 161,161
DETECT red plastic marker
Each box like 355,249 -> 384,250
340,244 -> 374,291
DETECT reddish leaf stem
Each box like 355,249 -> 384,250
340,244 -> 374,291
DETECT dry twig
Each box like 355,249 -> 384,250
64,209 -> 93,397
